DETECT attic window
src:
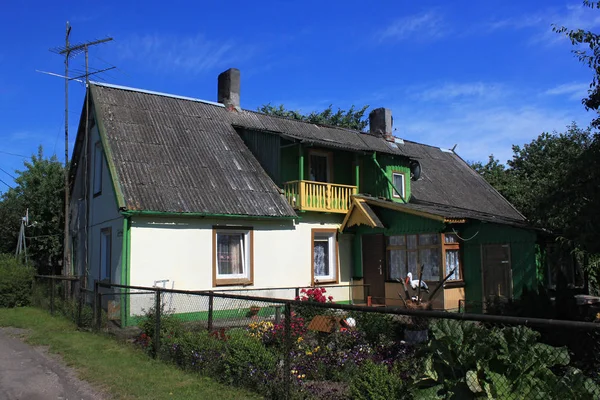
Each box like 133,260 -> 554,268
93,142 -> 103,196
391,172 -> 406,199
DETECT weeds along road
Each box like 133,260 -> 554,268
0,327 -> 104,400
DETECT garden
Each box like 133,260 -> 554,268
134,288 -> 600,399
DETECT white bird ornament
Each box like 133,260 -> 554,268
405,272 -> 429,293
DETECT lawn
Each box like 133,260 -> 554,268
0,307 -> 261,400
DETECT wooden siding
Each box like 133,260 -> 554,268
360,153 -> 411,202
284,180 -> 357,213
238,129 -> 281,185
461,222 -> 536,307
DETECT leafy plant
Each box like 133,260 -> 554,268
138,302 -> 185,356
349,360 -> 407,400
347,311 -> 398,345
413,319 -> 600,399
0,254 -> 34,307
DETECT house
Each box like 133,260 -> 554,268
68,68 -> 536,323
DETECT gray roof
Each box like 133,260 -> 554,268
402,141 -> 526,223
89,83 -> 296,217
80,82 -> 526,224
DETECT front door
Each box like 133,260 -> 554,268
362,234 -> 386,304
482,244 -> 512,301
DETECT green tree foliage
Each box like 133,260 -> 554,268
0,147 -> 64,272
471,124 -> 599,254
258,103 -> 370,131
554,1 -> 600,127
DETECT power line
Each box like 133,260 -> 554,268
0,150 -> 27,158
0,166 -> 16,179
0,178 -> 13,189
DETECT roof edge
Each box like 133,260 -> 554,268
120,209 -> 298,220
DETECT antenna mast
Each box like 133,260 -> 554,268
50,23 -> 113,276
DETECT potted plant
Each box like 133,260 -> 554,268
247,305 -> 261,318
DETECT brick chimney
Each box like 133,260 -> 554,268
217,68 -> 240,110
369,108 -> 394,141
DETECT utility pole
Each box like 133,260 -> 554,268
50,23 -> 113,277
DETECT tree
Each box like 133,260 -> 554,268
258,104 -> 370,131
470,155 -> 518,201
554,1 -> 600,127
0,147 -> 65,272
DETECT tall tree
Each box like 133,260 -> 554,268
0,147 -> 64,272
258,104 -> 370,131
554,1 -> 600,127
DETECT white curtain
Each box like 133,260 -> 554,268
314,240 -> 328,276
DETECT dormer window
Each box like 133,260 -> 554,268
391,171 -> 406,199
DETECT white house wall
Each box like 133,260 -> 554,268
128,213 -> 353,315
70,116 -> 123,287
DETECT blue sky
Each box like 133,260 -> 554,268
1,1 -> 598,193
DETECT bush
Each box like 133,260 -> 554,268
222,329 -> 277,392
348,311 -> 398,345
0,254 -> 35,307
349,360 -> 406,400
160,330 -> 226,376
138,303 -> 185,356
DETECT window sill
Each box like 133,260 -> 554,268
313,278 -> 338,285
443,281 -> 465,289
214,278 -> 253,287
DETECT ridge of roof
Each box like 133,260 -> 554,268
89,81 -> 225,108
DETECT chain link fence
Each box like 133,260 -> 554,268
32,277 -> 600,399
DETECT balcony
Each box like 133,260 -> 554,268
283,180 -> 357,213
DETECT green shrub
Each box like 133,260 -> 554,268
138,303 -> 185,355
349,360 -> 406,400
348,311 -> 398,345
413,319 -> 600,399
160,330 -> 226,377
0,254 -> 35,307
222,329 -> 277,392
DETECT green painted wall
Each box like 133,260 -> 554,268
280,141 -> 299,184
238,129 -> 281,184
351,210 -> 445,277
360,154 -> 411,202
461,222 -> 537,306
333,151 -> 355,185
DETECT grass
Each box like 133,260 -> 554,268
0,307 -> 261,400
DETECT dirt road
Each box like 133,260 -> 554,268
0,328 -> 104,400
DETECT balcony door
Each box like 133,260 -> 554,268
309,151 -> 331,183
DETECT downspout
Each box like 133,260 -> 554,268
120,215 -> 131,327
371,152 -> 407,203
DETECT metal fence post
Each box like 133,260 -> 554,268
208,291 -> 214,332
284,302 -> 292,400
77,276 -> 84,327
294,287 -> 300,300
93,280 -> 99,330
154,289 -> 161,358
50,277 -> 55,316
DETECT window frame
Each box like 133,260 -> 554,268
93,141 -> 103,197
390,171 -> 406,199
442,233 -> 463,285
212,227 -> 254,287
311,228 -> 339,284
386,233 -> 442,282
100,227 -> 111,281
307,149 -> 333,183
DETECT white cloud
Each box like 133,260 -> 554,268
409,82 -> 506,102
117,33 -> 252,75
544,82 -> 589,100
377,11 -> 446,42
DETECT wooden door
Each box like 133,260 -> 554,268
482,244 -> 512,300
362,234 -> 386,304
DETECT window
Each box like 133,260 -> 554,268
93,142 -> 103,196
100,228 -> 111,281
387,233 -> 441,281
443,233 -> 462,281
391,172 -> 406,199
308,151 -> 332,183
213,228 -> 253,286
312,229 -> 338,283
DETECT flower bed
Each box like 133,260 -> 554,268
133,289 -> 600,399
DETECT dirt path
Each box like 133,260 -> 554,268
0,328 -> 105,400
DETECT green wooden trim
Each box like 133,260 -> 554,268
90,87 -> 126,209
120,216 -> 131,327
121,210 -> 297,220
298,144 -> 304,181
354,153 -> 360,192
372,152 -> 407,203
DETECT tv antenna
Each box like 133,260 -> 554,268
15,209 -> 37,265
48,22 -> 113,276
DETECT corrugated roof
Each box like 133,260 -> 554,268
402,141 -> 526,222
85,81 -> 526,224
90,84 -> 296,217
